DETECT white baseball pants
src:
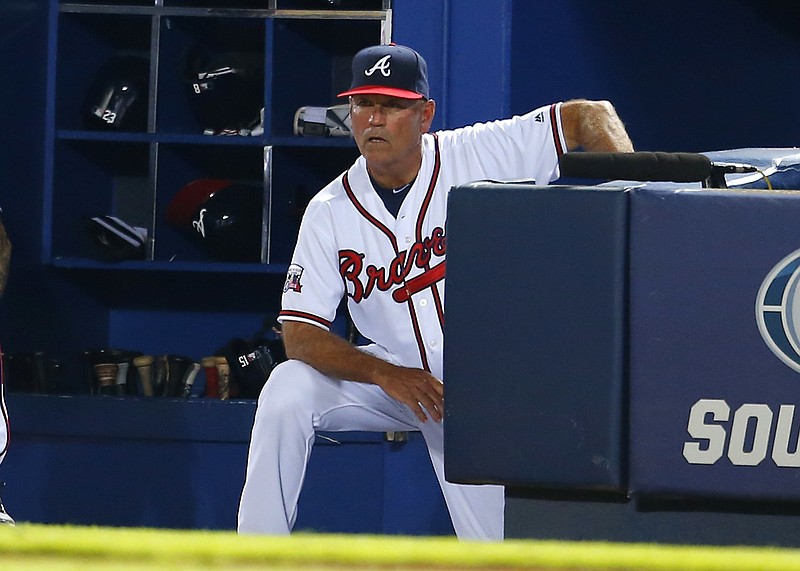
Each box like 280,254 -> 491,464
237,358 -> 504,540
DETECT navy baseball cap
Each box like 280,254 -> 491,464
338,44 -> 429,100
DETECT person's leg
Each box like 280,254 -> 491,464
0,347 -> 14,525
237,359 -> 417,534
1,344 -> 8,466
419,420 -> 505,541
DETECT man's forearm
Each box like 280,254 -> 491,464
282,320 -> 395,386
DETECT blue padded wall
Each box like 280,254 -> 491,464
443,183 -> 628,491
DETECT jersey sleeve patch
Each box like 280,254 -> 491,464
283,264 -> 304,293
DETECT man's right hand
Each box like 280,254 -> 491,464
282,320 -> 444,423
374,365 -> 443,423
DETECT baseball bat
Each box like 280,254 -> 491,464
164,355 -> 191,398
152,355 -> 168,396
83,348 -> 125,394
93,363 -> 118,396
201,356 -> 220,399
180,362 -> 201,399
114,361 -> 129,396
133,355 -> 155,397
215,356 -> 231,401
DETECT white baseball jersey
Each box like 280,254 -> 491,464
279,102 -> 567,381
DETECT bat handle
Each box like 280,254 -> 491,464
133,355 -> 155,397
153,355 -> 168,396
201,356 -> 220,399
215,356 -> 231,401
114,361 -> 130,396
93,363 -> 118,396
180,362 -> 201,399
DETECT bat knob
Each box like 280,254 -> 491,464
133,354 -> 155,397
93,363 -> 118,396
201,356 -> 220,399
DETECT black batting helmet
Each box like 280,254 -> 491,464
166,178 -> 264,262
183,49 -> 264,134
84,55 -> 149,131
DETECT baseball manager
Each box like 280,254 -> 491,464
238,43 -> 634,540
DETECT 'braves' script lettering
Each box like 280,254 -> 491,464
340,227 -> 446,303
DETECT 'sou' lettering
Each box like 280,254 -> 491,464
683,399 -> 800,467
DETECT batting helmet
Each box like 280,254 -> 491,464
183,49 -> 264,135
84,55 -> 149,131
166,178 -> 264,262
86,215 -> 147,262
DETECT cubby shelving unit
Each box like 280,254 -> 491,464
23,0 -> 391,392
45,0 -> 391,275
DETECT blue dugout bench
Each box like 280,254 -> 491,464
0,393 -> 453,535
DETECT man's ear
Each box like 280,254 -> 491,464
421,99 -> 436,132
